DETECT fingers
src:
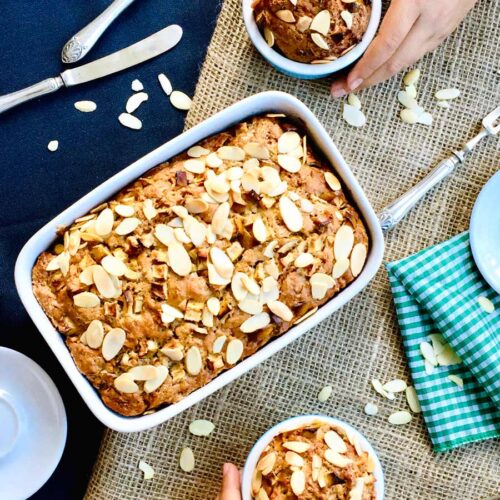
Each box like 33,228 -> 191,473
354,17 -> 435,91
219,463 -> 242,500
331,0 -> 419,97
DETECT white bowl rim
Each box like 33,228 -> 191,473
242,0 -> 382,77
241,414 -> 385,500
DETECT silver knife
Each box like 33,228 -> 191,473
0,24 -> 182,115
61,0 -> 137,64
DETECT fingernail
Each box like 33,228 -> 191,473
349,78 -> 363,91
331,87 -> 347,98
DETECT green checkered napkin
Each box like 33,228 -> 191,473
386,232 -> 500,452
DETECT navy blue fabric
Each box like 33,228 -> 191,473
0,1 -> 221,498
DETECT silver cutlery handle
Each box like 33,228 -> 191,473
0,77 -> 63,115
61,0 -> 136,63
378,156 -> 461,231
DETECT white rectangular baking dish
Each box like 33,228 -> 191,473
15,91 -> 384,432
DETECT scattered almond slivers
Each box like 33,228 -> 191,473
74,100 -> 96,112
309,10 -> 330,36
138,460 -> 154,480
158,73 -> 173,96
405,386 -> 421,413
477,296 -> 495,313
47,140 -> 59,152
318,385 -> 333,402
179,447 -> 195,472
189,419 -> 215,436
126,92 -> 148,114
388,410 -> 412,425
119,112 -> 142,130
364,402 -> 378,416
170,91 -> 192,111
398,69 -> 433,126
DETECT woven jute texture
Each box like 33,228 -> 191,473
85,1 -> 500,498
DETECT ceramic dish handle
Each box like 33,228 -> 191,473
378,156 -> 460,231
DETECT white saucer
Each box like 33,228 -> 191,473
470,171 -> 500,294
0,347 -> 67,500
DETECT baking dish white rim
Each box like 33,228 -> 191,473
15,91 -> 384,432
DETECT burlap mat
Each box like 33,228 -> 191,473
85,1 -> 500,498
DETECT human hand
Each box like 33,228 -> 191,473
216,463 -> 242,500
331,0 -> 478,97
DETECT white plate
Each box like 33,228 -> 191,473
0,347 -> 67,500
15,91 -> 384,432
241,414 -> 384,499
470,171 -> 500,293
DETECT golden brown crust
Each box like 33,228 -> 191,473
32,115 -> 369,416
254,0 -> 371,63
253,422 -> 376,499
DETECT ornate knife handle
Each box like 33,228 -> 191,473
0,77 -> 63,115
378,156 -> 461,231
61,0 -> 136,63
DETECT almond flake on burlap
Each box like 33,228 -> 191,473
85,1 -> 500,498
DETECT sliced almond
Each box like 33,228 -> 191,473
155,224 -> 175,247
73,291 -> 101,308
126,92 -> 148,113
253,216 -> 268,242
189,419 -> 215,436
400,108 -> 419,124
405,386 -> 421,413
168,242 -> 192,277
318,385 -> 333,402
101,255 -> 128,277
138,460 -> 154,480
257,452 -> 276,475
206,152 -> 223,168
349,477 -> 365,500
231,273 -> 248,302
383,379 -> 407,393
179,447 -> 195,472
187,145 -> 209,158
448,374 -> 464,387
114,374 -> 138,393
208,262 -> 231,286
92,265 -> 116,299
127,365 -> 158,381
115,204 -> 135,217
334,225 -> 354,260
85,320 -> 104,349
238,299 -> 263,315
142,198 -> 157,220
420,341 -> 438,366
311,282 -> 328,300
340,10 -> 353,29
277,154 -> 301,173
79,266 -> 96,285
211,202 -> 230,236
309,10 -> 330,35
263,27 -> 274,47
47,140 -> 59,152
208,335 -> 226,355
217,146 -> 245,161
267,300 -> 293,322
185,346 -> 203,376
244,142 -> 269,159
435,88 -> 460,100
296,16 -> 312,32
283,441 -> 311,454
74,100 -> 96,112
388,410 -> 412,425
294,252 -> 314,268
403,68 -> 420,86
183,216 -> 207,247
285,451 -> 304,467
279,196 -> 303,232
311,32 -> 329,50
371,379 -> 393,399
210,247 -> 234,279
275,9 -> 295,23
226,338 -> 244,364
252,469 -> 263,496
311,273 -> 335,288
158,73 -> 173,96
184,159 -> 205,174
241,274 -> 261,295
364,402 -> 379,416
332,257 -> 350,279
206,297 -> 221,316
115,217 -> 140,235
324,449 -> 353,467
343,103 -> 366,127
324,171 -> 341,191
161,346 -> 184,361
170,91 -> 192,111
95,208 -> 114,236
278,131 -> 301,154
477,296 -> 495,313
436,345 -> 461,366
324,430 -> 347,453
240,312 -> 270,333
350,243 -> 367,277
119,113 -> 142,130
347,93 -> 362,110
102,328 -> 126,361
290,470 -> 306,495
131,79 -> 143,92
397,90 -> 418,110
144,365 -> 169,393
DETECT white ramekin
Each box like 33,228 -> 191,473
242,0 -> 381,79
242,414 -> 384,499
15,91 -> 384,432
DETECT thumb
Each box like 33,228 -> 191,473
219,463 -> 242,500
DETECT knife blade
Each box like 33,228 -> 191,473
0,24 -> 183,115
